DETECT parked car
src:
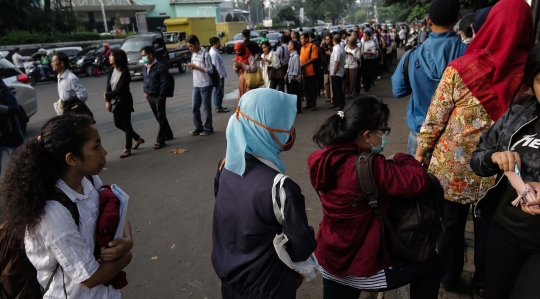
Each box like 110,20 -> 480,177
224,31 -> 262,54
266,33 -> 281,51
0,51 -> 38,134
70,43 -> 121,76
23,47 -> 82,72
328,26 -> 342,33
123,33 -> 169,78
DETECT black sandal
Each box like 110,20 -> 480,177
154,143 -> 165,149
133,138 -> 145,149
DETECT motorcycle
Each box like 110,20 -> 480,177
26,61 -> 57,86
91,55 -> 110,77
405,32 -> 419,51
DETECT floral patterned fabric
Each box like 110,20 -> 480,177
418,66 -> 495,204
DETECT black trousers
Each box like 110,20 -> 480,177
323,255 -> 440,299
302,75 -> 317,108
438,201 -> 490,290
277,65 -> 288,92
113,105 -> 140,149
287,79 -> 302,113
146,95 -> 173,144
331,75 -> 345,109
362,59 -> 377,91
486,222 -> 540,299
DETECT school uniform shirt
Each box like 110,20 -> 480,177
362,39 -> 379,60
25,176 -> 121,299
329,44 -> 345,77
287,51 -> 301,83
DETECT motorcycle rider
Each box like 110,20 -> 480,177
37,48 -> 52,80
257,32 -> 269,44
12,48 -> 32,74
101,43 -> 112,69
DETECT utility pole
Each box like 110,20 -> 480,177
97,0 -> 109,32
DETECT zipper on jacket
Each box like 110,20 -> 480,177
473,115 -> 538,218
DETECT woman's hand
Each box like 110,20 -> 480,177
105,101 -> 111,112
234,61 -> 242,68
103,92 -> 106,99
99,237 -> 133,262
415,155 -> 430,167
521,204 -> 540,215
523,182 -> 540,207
491,151 -> 521,172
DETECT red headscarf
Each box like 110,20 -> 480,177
448,0 -> 533,121
234,42 -> 253,65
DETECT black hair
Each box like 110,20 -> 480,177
111,48 -> 128,71
186,35 -> 200,45
313,96 -> 390,148
289,40 -> 299,51
141,45 -> 155,56
280,34 -> 291,44
0,114 -> 95,241
54,52 -> 69,69
14,48 -> 20,52
260,40 -> 271,51
301,32 -> 310,40
293,32 -> 300,40
364,31 -> 372,38
513,43 -> 540,105
309,32 -> 316,39
333,34 -> 341,44
209,36 -> 220,46
459,13 -> 475,38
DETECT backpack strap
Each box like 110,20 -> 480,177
403,46 -> 418,90
271,174 -> 289,225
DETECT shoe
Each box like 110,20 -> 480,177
165,136 -> 173,141
377,76 -> 381,80
310,107 -> 317,111
475,288 -> 485,298
216,107 -> 229,113
133,138 -> 145,149
190,129 -> 204,135
153,143 -> 166,149
302,106 -> 312,109
329,105 -> 337,109
199,131 -> 214,136
120,149 -> 131,158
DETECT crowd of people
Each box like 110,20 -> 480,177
0,0 -> 537,298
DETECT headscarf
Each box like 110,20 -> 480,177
448,0 -> 533,121
234,42 -> 252,65
224,89 -> 297,176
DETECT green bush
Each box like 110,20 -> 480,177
0,30 -> 130,46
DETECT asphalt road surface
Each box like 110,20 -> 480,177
21,51 -> 411,299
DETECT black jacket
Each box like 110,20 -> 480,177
142,60 -> 169,98
244,40 -> 260,57
471,100 -> 539,217
105,68 -> 134,112
212,154 -> 317,299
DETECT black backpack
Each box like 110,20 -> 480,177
354,152 -> 445,262
157,66 -> 175,98
0,176 -> 93,299
203,52 -> 220,88
306,44 -> 322,76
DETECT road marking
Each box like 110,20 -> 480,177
223,89 -> 238,102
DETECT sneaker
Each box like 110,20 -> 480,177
216,107 -> 229,113
199,131 -> 214,136
190,129 -> 204,135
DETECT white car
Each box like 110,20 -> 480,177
0,51 -> 38,134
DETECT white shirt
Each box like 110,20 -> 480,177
209,47 -> 227,78
362,39 -> 379,60
190,48 -> 213,88
12,52 -> 30,68
24,176 -> 121,299
344,46 -> 361,69
330,44 -> 345,77
57,69 -> 88,102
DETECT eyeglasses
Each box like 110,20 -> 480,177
375,127 -> 391,135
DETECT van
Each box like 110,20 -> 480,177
122,33 -> 169,78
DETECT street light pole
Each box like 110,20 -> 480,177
97,0 -> 109,33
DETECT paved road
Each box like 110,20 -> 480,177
24,51 -> 411,299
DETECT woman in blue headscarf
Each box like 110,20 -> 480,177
212,89 -> 317,299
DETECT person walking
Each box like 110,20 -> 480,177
329,34 -> 345,110
141,46 -> 173,149
308,97 -> 440,298
321,34 -> 334,104
209,37 -> 229,113
274,35 -> 291,92
416,1 -> 532,297
343,37 -> 361,100
361,31 -> 378,92
0,78 -> 24,174
185,35 -> 215,136
103,48 -> 144,158
213,89 -> 316,299
12,48 -> 32,74
259,41 -> 281,89
285,41 -> 302,114
52,51 -> 91,117
299,33 -> 319,111
392,0 -> 467,155
233,43 -> 257,101
0,114 -> 133,299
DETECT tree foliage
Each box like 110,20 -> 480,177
277,5 -> 300,26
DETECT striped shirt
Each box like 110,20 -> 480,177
209,47 -> 227,78
57,69 -> 88,101
287,51 -> 301,83
320,266 -> 388,290
191,48 -> 214,88
24,176 -> 121,299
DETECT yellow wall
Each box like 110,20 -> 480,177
216,22 -> 248,44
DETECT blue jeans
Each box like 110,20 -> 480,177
213,77 -> 225,110
39,65 -> 51,78
192,85 -> 213,132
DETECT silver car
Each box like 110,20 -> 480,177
0,51 -> 38,133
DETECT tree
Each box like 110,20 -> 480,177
233,15 -> 240,22
226,13 -> 233,22
354,10 -> 367,23
277,5 -> 300,26
114,13 -> 122,30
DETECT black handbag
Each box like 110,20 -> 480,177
110,97 -> 121,113
268,66 -> 283,81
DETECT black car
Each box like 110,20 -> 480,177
265,33 -> 281,51
70,43 -> 121,76
224,32 -> 262,54
123,33 -> 169,78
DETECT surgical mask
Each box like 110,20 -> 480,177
142,56 -> 149,65
369,132 -> 387,154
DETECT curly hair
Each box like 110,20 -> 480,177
0,114 -> 95,241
